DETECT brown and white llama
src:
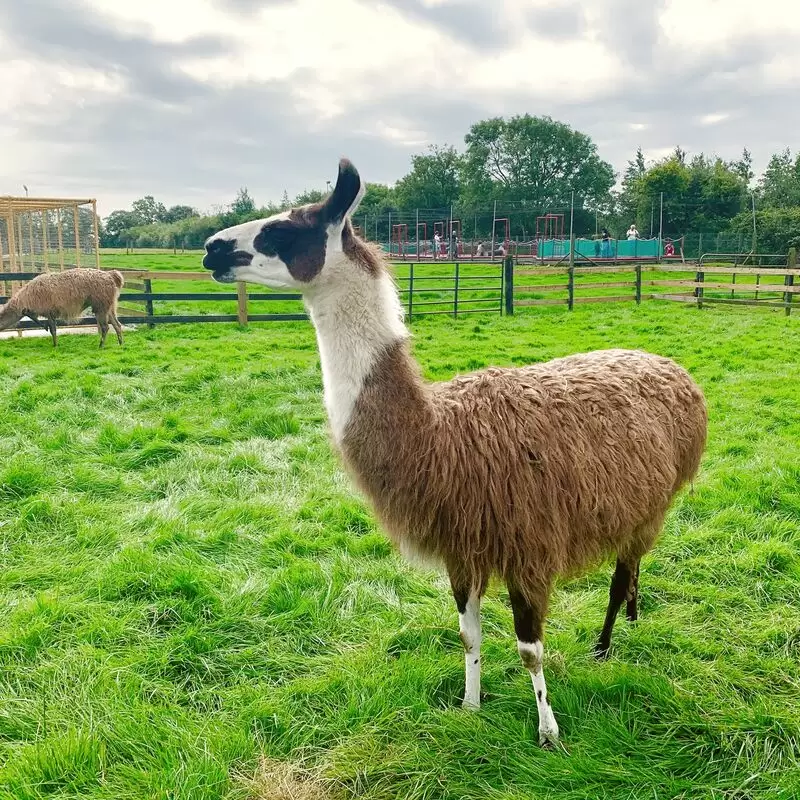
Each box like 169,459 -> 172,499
0,268 -> 125,347
202,159 -> 707,746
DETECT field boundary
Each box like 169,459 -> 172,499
1,249 -> 797,331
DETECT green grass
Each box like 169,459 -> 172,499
1,281 -> 800,799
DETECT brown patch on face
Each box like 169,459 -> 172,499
253,205 -> 327,283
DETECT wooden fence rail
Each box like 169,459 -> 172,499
0,262 -> 506,329
505,250 -> 798,317
2,251 -> 797,333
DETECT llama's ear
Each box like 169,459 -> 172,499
323,158 -> 364,224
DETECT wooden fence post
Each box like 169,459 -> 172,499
143,278 -> 155,329
503,254 -> 514,315
695,269 -> 704,309
237,281 -> 248,326
635,263 -> 642,305
786,247 -> 797,317
567,266 -> 575,310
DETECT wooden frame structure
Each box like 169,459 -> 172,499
0,196 -> 101,296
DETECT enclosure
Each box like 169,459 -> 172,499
1,279 -> 799,798
0,195 -> 101,298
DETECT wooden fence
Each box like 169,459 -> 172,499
0,262 -> 505,330
2,252 -> 797,334
504,251 -> 799,317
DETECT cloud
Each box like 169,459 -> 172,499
1,0 -> 799,215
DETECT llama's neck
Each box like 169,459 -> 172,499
304,260 -> 415,442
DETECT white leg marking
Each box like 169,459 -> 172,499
459,592 -> 482,710
518,639 -> 559,746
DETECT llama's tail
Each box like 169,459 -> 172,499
109,270 -> 125,289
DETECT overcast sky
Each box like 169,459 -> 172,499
1,0 -> 799,217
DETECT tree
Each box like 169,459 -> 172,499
231,187 -> 256,217
103,210 -> 142,246
616,147 -> 648,226
163,205 -> 199,224
629,152 -> 747,237
294,188 -> 326,205
758,149 -> 800,209
394,145 -> 462,210
460,115 -> 615,212
130,196 -> 167,225
728,148 -> 754,185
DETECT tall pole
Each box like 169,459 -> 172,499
569,191 -> 575,267
491,199 -> 497,260
751,192 -> 757,254
449,203 -> 454,259
416,207 -> 419,258
650,201 -> 654,238
92,200 -> 101,270
658,192 -> 664,251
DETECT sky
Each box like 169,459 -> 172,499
1,0 -> 799,217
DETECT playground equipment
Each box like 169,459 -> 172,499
493,218 -> 510,252
536,213 -> 564,240
391,224 -> 409,258
415,222 -> 428,258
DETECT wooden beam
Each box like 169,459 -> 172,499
73,205 -> 81,268
42,210 -> 50,272
57,209 -> 64,270
92,200 -> 101,270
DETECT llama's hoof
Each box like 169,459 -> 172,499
594,642 -> 610,660
538,721 -> 560,747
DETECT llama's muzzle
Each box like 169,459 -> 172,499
203,237 -> 252,282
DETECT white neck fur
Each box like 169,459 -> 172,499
304,253 -> 409,443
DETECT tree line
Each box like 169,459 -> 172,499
101,114 -> 800,254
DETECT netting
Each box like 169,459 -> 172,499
0,197 -> 100,296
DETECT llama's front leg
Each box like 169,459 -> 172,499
450,575 -> 482,710
509,585 -> 559,747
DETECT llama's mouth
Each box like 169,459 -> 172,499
211,270 -> 237,284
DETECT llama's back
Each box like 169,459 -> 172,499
426,348 -> 707,581
16,269 -> 122,320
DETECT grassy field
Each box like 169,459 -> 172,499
1,268 -> 800,798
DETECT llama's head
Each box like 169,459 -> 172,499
0,301 -> 22,332
203,158 -> 370,291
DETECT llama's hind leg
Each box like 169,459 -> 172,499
109,311 -> 123,345
449,571 -> 484,710
626,561 -> 640,622
594,557 -> 638,659
508,583 -> 559,747
47,314 -> 58,347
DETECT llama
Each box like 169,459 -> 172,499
0,268 -> 125,347
202,159 -> 708,746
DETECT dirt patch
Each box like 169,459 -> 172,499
237,757 -> 339,800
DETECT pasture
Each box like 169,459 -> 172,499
1,257 -> 799,799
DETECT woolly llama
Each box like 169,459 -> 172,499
0,268 -> 125,347
202,159 -> 707,746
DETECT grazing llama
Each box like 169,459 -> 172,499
202,159 -> 707,746
0,268 -> 125,347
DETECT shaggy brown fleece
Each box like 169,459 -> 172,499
339,341 -> 707,602
0,268 -> 125,346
